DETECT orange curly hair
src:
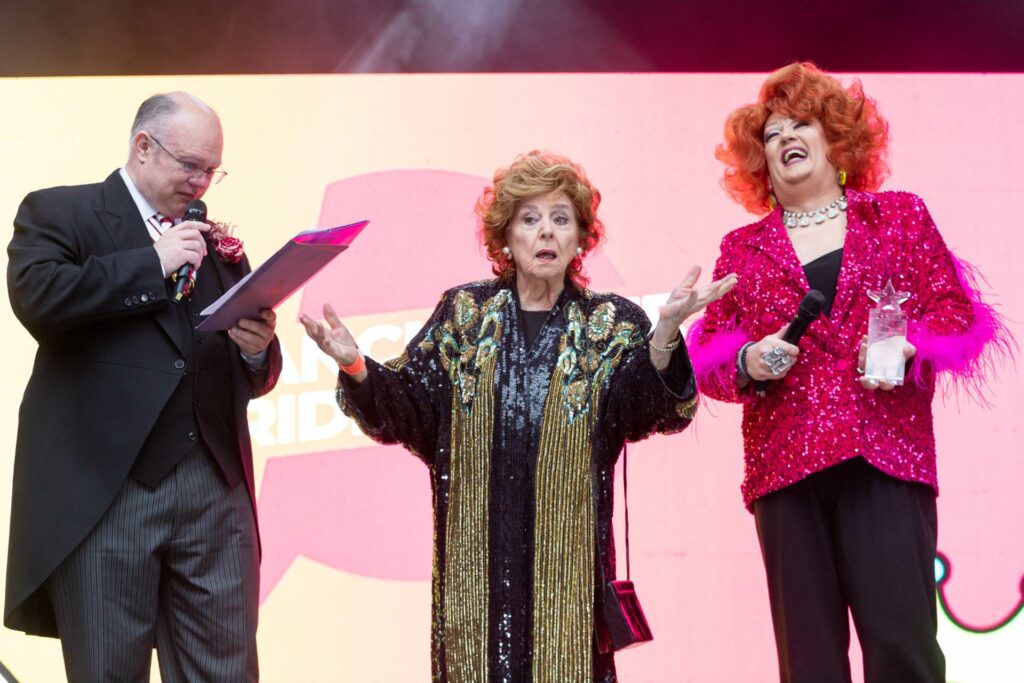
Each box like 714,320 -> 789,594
716,62 -> 890,215
476,150 -> 604,287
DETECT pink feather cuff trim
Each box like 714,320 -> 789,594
686,318 -> 749,386
907,254 -> 1016,401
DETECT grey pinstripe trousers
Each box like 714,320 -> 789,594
45,448 -> 260,682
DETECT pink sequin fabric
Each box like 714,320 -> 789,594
689,189 -> 1010,510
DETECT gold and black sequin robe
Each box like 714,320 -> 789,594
336,279 -> 697,683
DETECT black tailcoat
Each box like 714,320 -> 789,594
4,170 -> 281,636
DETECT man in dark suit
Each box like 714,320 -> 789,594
5,92 -> 282,682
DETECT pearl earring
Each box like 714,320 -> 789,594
501,246 -> 511,255
575,247 -> 583,255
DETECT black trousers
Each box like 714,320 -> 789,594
753,457 -> 945,683
46,448 -> 260,683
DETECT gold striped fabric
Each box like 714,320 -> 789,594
441,290 -> 508,680
531,358 -> 596,683
443,372 -> 495,679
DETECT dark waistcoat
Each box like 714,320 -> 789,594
130,267 -> 241,487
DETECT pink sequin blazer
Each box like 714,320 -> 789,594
689,189 -> 1009,510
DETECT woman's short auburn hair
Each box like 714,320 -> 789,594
716,62 -> 890,215
476,150 -> 604,287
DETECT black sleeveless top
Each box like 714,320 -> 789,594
521,309 -> 549,348
802,248 -> 843,319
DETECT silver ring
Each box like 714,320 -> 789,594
760,347 -> 786,369
760,347 -> 791,375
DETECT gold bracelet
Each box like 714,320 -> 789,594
649,334 -> 681,353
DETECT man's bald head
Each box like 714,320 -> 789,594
129,92 -> 218,143
128,90 -> 220,144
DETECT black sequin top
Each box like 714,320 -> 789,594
337,278 -> 697,682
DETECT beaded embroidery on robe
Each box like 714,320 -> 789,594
336,279 -> 696,682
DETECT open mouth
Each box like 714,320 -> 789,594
535,249 -> 558,262
782,147 -> 808,166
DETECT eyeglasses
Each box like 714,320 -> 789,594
149,135 -> 227,185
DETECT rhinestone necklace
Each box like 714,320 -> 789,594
782,194 -> 847,228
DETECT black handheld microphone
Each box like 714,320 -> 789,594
173,199 -> 207,301
753,289 -> 826,394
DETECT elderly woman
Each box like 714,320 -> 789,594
691,63 -> 1009,682
302,151 -> 734,682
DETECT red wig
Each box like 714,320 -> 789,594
476,150 -> 604,287
716,62 -> 890,215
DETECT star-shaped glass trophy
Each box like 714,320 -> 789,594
865,279 -> 911,384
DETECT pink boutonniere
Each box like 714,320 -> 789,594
208,221 -> 245,264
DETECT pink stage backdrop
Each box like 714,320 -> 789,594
0,74 -> 1021,682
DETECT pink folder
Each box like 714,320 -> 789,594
197,220 -> 368,331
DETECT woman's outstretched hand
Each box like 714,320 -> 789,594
649,266 -> 738,372
657,265 -> 738,329
299,303 -> 360,367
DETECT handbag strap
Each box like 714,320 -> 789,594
622,444 -> 631,581
592,443 -> 631,585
